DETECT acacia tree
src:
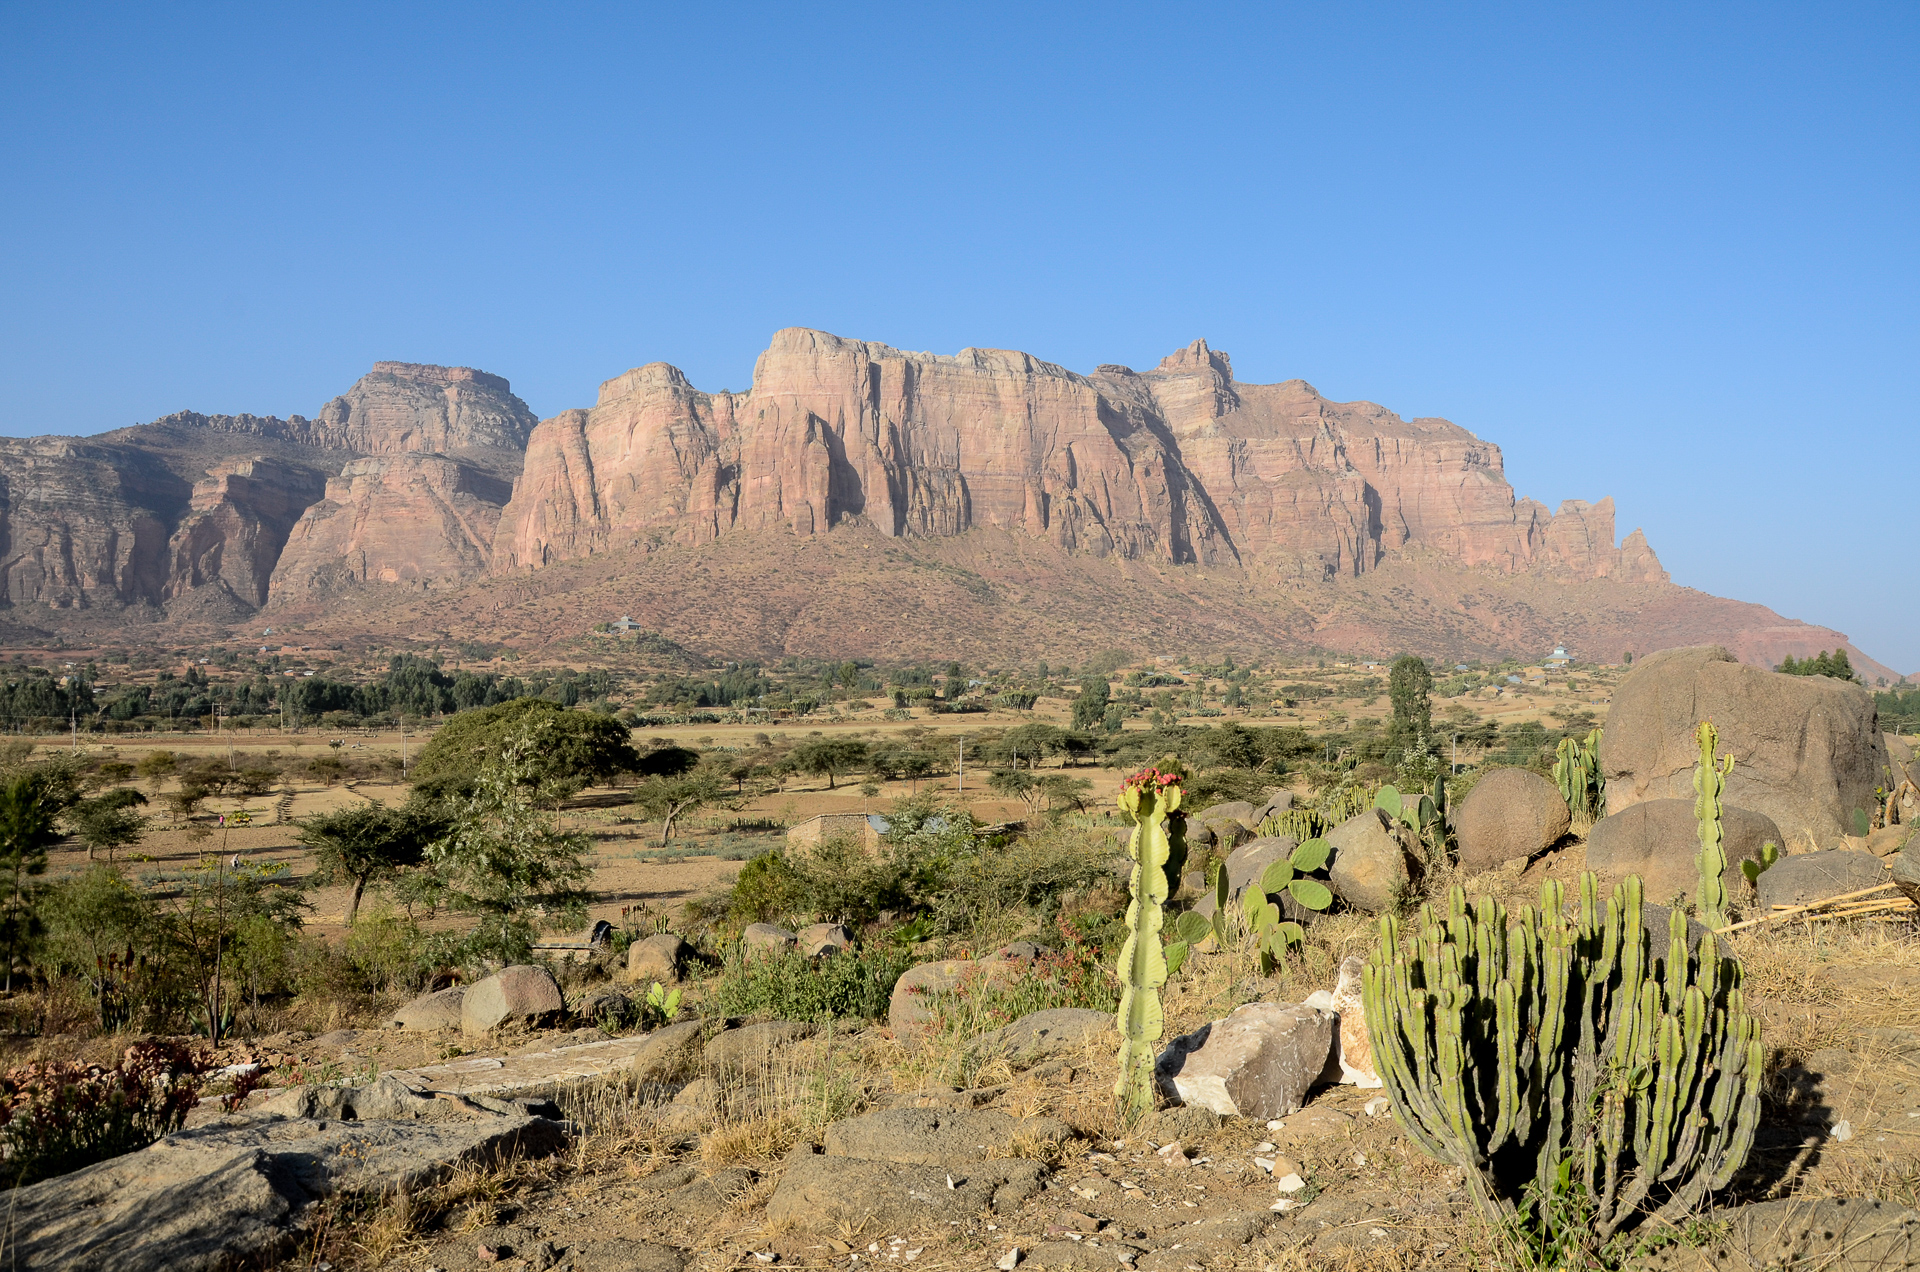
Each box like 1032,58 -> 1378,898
426,724 -> 593,965
789,739 -> 869,790
298,801 -> 449,926
1071,676 -> 1110,731
68,788 -> 149,863
632,768 -> 730,846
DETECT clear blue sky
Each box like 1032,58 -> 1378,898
3,4 -> 1914,672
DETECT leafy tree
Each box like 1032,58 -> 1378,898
632,768 -> 731,846
410,697 -> 641,793
0,774 -> 61,992
789,738 -> 869,790
67,789 -> 149,863
1388,655 -> 1434,756
1780,650 -> 1858,682
39,865 -> 151,1028
1071,676 -> 1111,731
425,723 -> 594,966
298,802 -> 450,927
152,856 -> 305,1044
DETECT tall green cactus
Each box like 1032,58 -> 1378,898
1553,727 -> 1605,830
1694,722 -> 1736,930
1363,872 -> 1762,1239
1114,764 -> 1185,1116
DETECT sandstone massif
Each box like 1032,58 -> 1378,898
0,331 -> 1897,675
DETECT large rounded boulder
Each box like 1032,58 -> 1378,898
1755,850 -> 1887,910
1454,768 -> 1572,872
1584,799 -> 1783,906
1326,809 -> 1415,913
461,964 -> 566,1037
1600,645 -> 1887,849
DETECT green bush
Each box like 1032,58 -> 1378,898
712,945 -> 913,1022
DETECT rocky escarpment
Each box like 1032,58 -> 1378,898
495,329 -> 1668,586
0,362 -> 534,619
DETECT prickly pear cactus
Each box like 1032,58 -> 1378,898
1694,721 -> 1736,930
1115,764 -> 1183,1117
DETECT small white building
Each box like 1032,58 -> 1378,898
1545,645 -> 1574,669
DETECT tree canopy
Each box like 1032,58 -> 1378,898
298,801 -> 451,926
409,697 -> 640,793
1779,650 -> 1858,682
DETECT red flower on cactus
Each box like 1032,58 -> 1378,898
1122,766 -> 1184,796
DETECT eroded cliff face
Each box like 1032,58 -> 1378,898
495,329 -> 1666,586
0,361 -> 535,620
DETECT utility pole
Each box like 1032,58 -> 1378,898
957,734 -> 966,795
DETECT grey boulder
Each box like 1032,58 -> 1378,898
627,933 -> 688,984
1454,767 -> 1570,871
389,985 -> 465,1031
1755,850 -> 1888,910
1585,799 -> 1783,907
462,964 -> 566,1038
1326,809 -> 1416,913
742,922 -> 797,954
967,1007 -> 1112,1066
1156,1001 -> 1334,1120
797,922 -> 853,958
705,1020 -> 816,1074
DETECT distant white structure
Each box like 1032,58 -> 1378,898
1545,644 -> 1574,668
610,615 -> 641,633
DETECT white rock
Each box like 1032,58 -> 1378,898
997,1248 -> 1022,1270
1276,1173 -> 1306,1193
1155,1002 -> 1334,1120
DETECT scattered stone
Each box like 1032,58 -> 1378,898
742,923 -> 797,955
1585,799 -> 1782,906
1156,1002 -> 1333,1119
1278,1106 -> 1353,1137
998,1248 -> 1022,1270
1140,1105 -> 1221,1143
1326,809 -> 1415,913
1453,768 -> 1571,871
797,922 -> 853,958
1601,645 -> 1889,848
890,951 -> 1033,1035
1275,1172 -> 1305,1193
1755,850 -> 1888,910
627,933 -> 689,984
1865,824 -> 1915,857
629,1019 -> 708,1084
390,986 -> 467,1031
968,1008 -> 1112,1066
1194,801 -> 1257,831
461,965 -> 566,1038
1895,842 -> 1920,909
705,1021 -> 816,1074
1251,791 -> 1294,824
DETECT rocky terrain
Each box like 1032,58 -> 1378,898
0,332 -> 1897,675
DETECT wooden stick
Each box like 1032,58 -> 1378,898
1717,882 -> 1898,933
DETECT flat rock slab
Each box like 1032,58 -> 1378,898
7,1111 -> 564,1272
767,1147 -> 1045,1232
391,1033 -> 655,1095
967,1008 -> 1113,1065
823,1107 -> 1073,1164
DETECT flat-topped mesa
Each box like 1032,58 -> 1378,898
494,328 -> 1666,585
311,361 -> 538,460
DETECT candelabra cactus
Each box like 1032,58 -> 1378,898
1553,727 -> 1606,830
1694,721 -> 1736,930
1363,872 -> 1762,1239
1114,764 -> 1186,1117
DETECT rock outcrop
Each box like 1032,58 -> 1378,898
1602,646 -> 1889,848
496,330 -> 1669,586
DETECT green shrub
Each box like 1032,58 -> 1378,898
712,945 -> 912,1022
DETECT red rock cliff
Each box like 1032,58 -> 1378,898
494,329 -> 1666,585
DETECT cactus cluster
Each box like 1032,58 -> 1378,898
1258,807 -> 1326,843
1242,839 -> 1334,971
1376,778 -> 1449,861
1554,727 -> 1606,830
1363,872 -> 1763,1239
1693,722 -> 1736,930
1114,764 -> 1186,1116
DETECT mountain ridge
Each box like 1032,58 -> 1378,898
0,333 -> 1899,680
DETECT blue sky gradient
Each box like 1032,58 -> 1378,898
2,4 -> 1914,670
